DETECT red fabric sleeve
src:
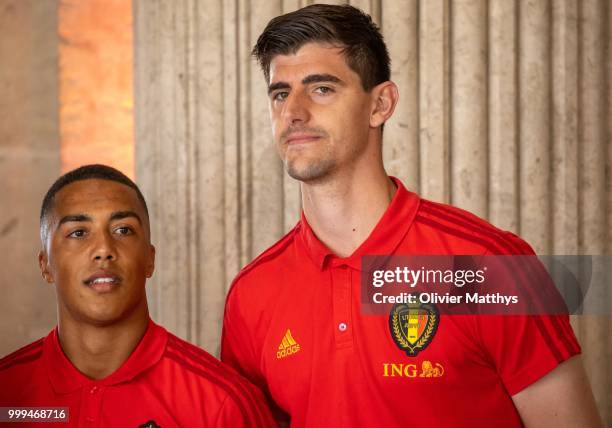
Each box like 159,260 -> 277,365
477,241 -> 580,395
214,388 -> 278,428
476,238 -> 582,395
221,286 -> 264,388
221,282 -> 290,424
476,313 -> 581,395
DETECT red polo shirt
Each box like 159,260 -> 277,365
221,178 -> 580,427
0,319 -> 275,427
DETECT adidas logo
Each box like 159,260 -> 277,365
276,329 -> 301,359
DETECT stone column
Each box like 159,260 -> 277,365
383,0 -> 419,191
133,0 -> 299,355
0,0 -> 60,356
489,0 -> 519,232
451,0 -> 488,218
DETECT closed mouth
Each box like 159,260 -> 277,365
285,135 -> 322,145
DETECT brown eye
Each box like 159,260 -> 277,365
273,91 -> 289,101
115,226 -> 133,236
67,229 -> 86,238
314,86 -> 333,95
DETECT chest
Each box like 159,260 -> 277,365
257,266 -> 501,414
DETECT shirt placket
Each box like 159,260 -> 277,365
79,383 -> 104,427
330,262 -> 353,349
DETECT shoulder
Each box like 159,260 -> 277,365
0,338 -> 45,374
162,333 -> 272,422
163,333 -> 258,394
0,338 -> 46,403
413,198 -> 535,255
227,223 -> 301,301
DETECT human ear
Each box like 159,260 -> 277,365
146,244 -> 156,278
39,250 -> 54,284
369,81 -> 399,128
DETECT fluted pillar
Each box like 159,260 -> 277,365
520,0 -> 552,254
382,0 -> 418,190
418,0 -> 450,202
450,0 -> 488,217
489,0 -> 518,232
577,0 -> 608,418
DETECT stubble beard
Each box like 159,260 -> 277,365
284,148 -> 336,183
279,125 -> 337,182
285,158 -> 336,182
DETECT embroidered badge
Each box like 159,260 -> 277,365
389,300 -> 439,357
382,360 -> 445,378
419,360 -> 444,377
276,329 -> 301,359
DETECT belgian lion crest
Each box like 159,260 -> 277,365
389,300 -> 439,357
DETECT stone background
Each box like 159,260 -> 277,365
0,0 -> 60,357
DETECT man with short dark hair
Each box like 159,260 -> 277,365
0,164 -> 275,427
221,4 -> 601,427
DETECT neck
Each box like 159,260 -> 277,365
57,301 -> 149,380
301,159 -> 395,258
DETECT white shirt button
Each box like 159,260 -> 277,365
338,322 -> 348,332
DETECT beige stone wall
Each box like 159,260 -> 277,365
134,0 -> 611,421
0,1 -> 60,355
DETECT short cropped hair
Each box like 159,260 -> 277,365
40,164 -> 149,245
252,4 -> 390,91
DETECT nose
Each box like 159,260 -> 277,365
282,91 -> 310,125
91,231 -> 116,262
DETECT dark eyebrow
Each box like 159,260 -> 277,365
301,73 -> 344,86
110,211 -> 142,225
268,73 -> 345,95
268,81 -> 290,94
58,214 -> 91,226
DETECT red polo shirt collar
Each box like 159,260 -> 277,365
298,176 -> 421,270
44,319 -> 167,394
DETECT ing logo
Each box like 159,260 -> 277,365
382,361 -> 445,378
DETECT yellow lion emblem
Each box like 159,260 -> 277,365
419,360 -> 444,377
